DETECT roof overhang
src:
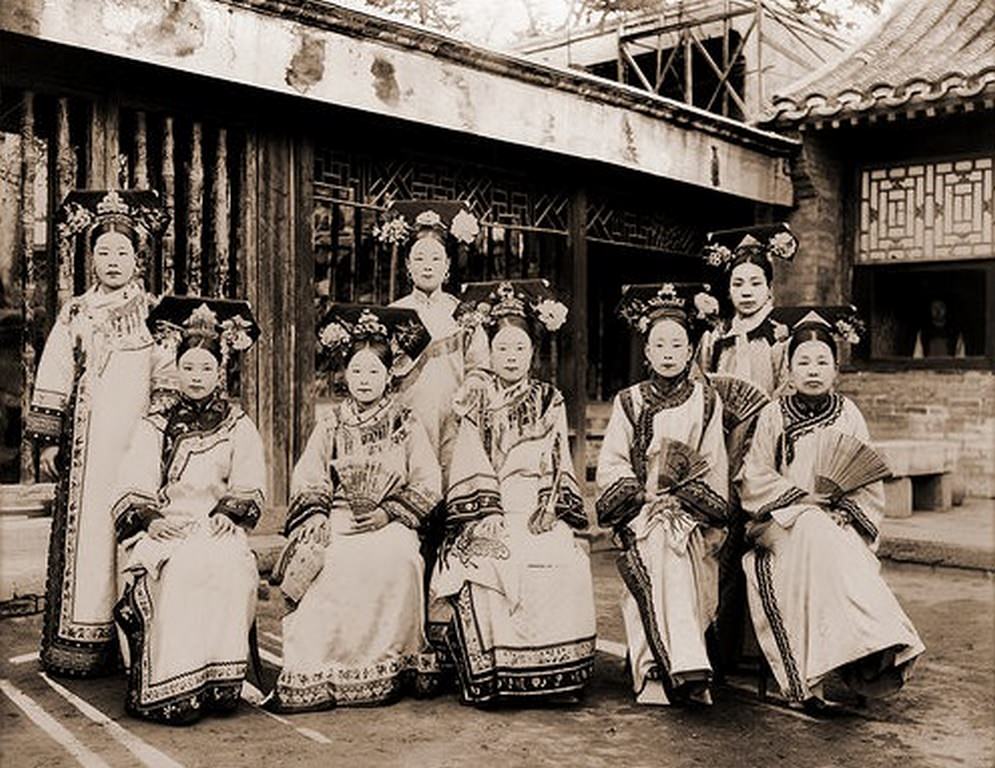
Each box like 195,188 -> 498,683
0,0 -> 796,206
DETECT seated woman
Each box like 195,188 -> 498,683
430,280 -> 595,706
112,297 -> 265,725
596,283 -> 729,706
739,307 -> 924,710
270,305 -> 442,712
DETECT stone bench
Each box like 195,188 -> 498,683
874,440 -> 959,519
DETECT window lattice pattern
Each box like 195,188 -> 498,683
314,147 -> 570,233
858,157 -> 994,263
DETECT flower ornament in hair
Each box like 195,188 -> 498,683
703,243 -> 734,269
835,315 -> 865,345
58,202 -> 95,241
533,298 -> 569,332
319,319 -> 351,352
768,231 -> 797,261
220,315 -> 255,352
458,300 -> 493,332
186,303 -> 219,335
693,291 -> 720,322
373,216 -> 411,245
416,210 -> 443,229
450,209 -> 480,245
354,309 -> 389,340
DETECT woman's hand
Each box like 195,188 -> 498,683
39,446 -> 59,480
298,514 -> 330,546
147,518 -> 189,542
473,515 -> 504,540
527,506 -> 557,536
347,507 -> 389,535
210,513 -> 237,537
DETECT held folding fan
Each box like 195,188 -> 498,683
708,374 -> 771,431
813,430 -> 891,502
652,438 -> 710,493
335,457 -> 401,516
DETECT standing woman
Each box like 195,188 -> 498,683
431,280 -> 596,706
386,200 -> 489,471
112,297 -> 265,724
596,283 -> 729,706
698,223 -> 798,399
739,308 -> 924,710
27,190 -> 173,677
270,305 -> 441,712
697,223 -> 797,675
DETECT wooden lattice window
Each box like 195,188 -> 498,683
853,156 -> 995,368
857,157 -> 994,263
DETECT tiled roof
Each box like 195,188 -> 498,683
761,0 -> 995,126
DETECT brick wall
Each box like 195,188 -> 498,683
837,369 -> 995,498
773,125 -> 994,498
774,131 -> 848,306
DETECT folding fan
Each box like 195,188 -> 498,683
708,374 -> 771,431
652,438 -> 710,493
335,457 -> 401,513
814,431 -> 891,501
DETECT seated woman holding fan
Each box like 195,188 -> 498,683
595,283 -> 729,706
430,279 -> 596,706
738,306 -> 924,711
112,297 -> 266,725
269,305 -> 442,712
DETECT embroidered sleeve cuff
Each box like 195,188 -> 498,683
446,488 -> 502,526
382,486 -> 437,529
675,480 -> 728,527
112,492 -> 163,542
538,483 -> 588,531
213,490 -> 264,530
595,477 -> 643,529
835,497 -> 879,542
755,486 -> 808,521
285,489 -> 333,536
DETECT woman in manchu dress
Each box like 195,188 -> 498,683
112,297 -> 265,724
431,279 -> 596,706
28,190 -> 173,677
596,283 -> 729,706
738,307 -> 924,710
270,304 -> 442,712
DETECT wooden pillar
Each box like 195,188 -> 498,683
238,129 -> 259,421
19,91 -> 37,483
161,116 -> 176,294
186,121 -> 204,293
212,126 -> 229,297
133,111 -> 149,189
294,136 -> 316,459
54,97 -> 75,307
567,187 -> 589,502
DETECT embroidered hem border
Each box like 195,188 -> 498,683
116,574 -> 247,724
753,549 -> 806,701
445,586 -> 595,703
41,365 -> 118,677
272,653 -> 441,712
614,538 -> 678,697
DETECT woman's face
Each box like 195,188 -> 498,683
729,261 -> 770,318
790,339 -> 837,396
345,347 -> 389,404
93,231 -> 137,289
408,238 -> 448,294
645,318 -> 692,378
177,346 -> 221,400
490,324 -> 533,384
